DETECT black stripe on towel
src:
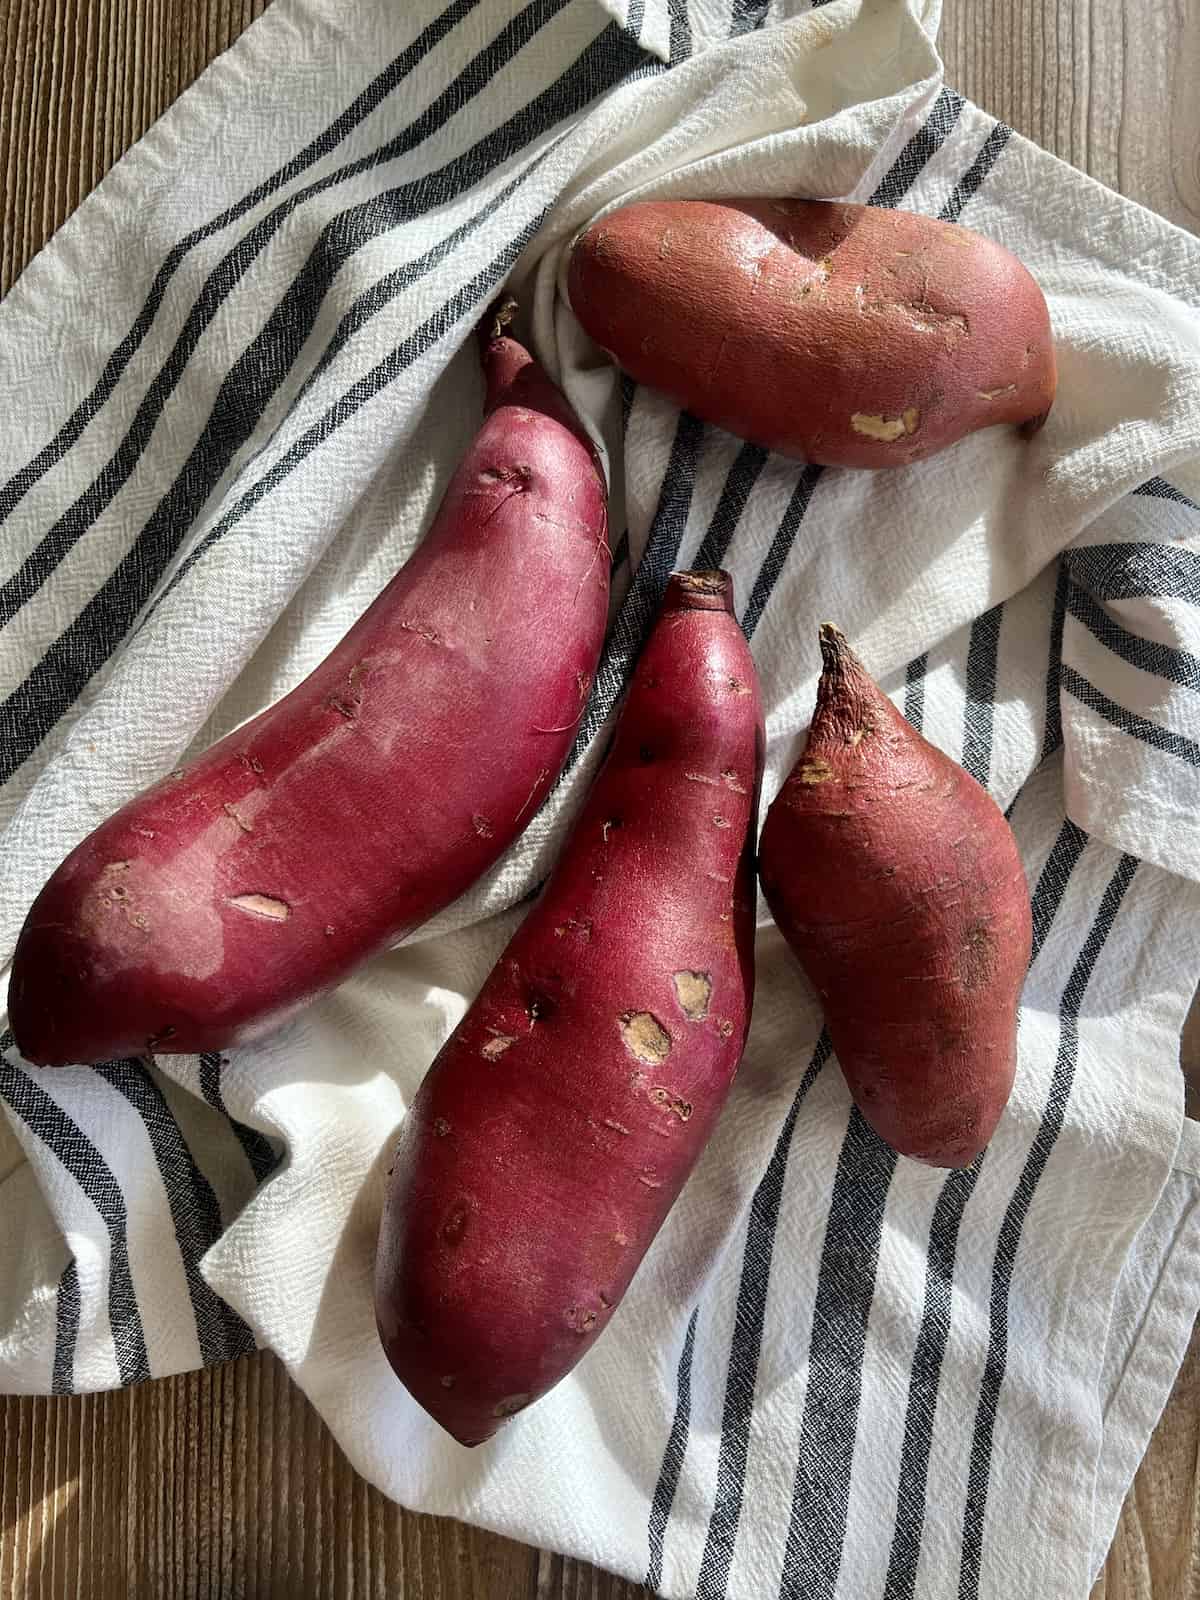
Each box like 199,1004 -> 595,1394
730,0 -> 770,32
1062,542 -> 1200,605
776,1112 -> 898,1600
904,655 -> 929,726
961,604 -> 1004,781
938,125 -> 1012,225
198,1053 -> 281,1188
868,88 -> 965,211
1060,666 -> 1200,767
51,1258 -> 81,1395
95,1059 -> 256,1367
1042,562 -> 1069,760
0,1036 -> 150,1386
692,1036 -> 832,1600
693,445 -> 770,572
740,466 -> 824,640
1065,582 -> 1200,692
565,411 -> 707,770
1132,477 -> 1199,511
668,0 -> 693,59
958,850 -> 1138,1599
646,1306 -> 700,1592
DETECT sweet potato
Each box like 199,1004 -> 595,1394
758,626 -> 1031,1167
9,305 -> 610,1066
375,570 -> 763,1445
567,198 -> 1056,469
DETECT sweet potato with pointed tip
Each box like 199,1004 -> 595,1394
567,198 -> 1056,469
375,570 -> 763,1445
9,305 -> 609,1066
758,625 -> 1032,1166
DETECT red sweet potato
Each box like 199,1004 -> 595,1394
567,198 -> 1056,469
375,570 -> 763,1445
9,305 -> 610,1066
758,626 -> 1032,1167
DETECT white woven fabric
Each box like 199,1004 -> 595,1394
2,3 -> 1198,1596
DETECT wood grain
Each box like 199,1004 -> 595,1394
941,0 -> 1200,236
0,0 -> 1197,1596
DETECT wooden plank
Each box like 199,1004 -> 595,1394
0,1 -> 1197,1597
940,0 -> 1200,235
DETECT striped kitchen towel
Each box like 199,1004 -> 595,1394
2,1 -> 1199,1596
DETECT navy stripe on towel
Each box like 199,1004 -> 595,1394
199,1054 -> 281,1186
958,851 -> 1138,1599
647,1306 -> 700,1592
693,1036 -> 831,1600
95,1059 -> 255,1366
1061,666 -> 1200,767
0,1035 -> 150,1386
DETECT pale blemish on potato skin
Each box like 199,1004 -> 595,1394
227,894 -> 291,922
850,407 -> 920,442
673,970 -> 712,1021
799,757 -> 834,785
619,1011 -> 672,1064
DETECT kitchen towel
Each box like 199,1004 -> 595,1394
2,1 -> 1199,1596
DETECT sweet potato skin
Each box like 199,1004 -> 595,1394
375,571 -> 763,1445
758,627 -> 1032,1167
567,198 -> 1056,469
9,323 -> 609,1066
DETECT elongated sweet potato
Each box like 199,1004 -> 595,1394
758,626 -> 1031,1166
568,198 -> 1055,469
9,306 -> 609,1066
375,570 -> 763,1445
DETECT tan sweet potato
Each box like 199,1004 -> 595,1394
758,626 -> 1032,1166
567,198 -> 1056,469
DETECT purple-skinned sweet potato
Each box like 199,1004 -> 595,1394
9,304 -> 610,1065
375,570 -> 763,1445
758,625 -> 1032,1167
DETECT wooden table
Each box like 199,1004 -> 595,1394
1,2 -> 1197,1595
